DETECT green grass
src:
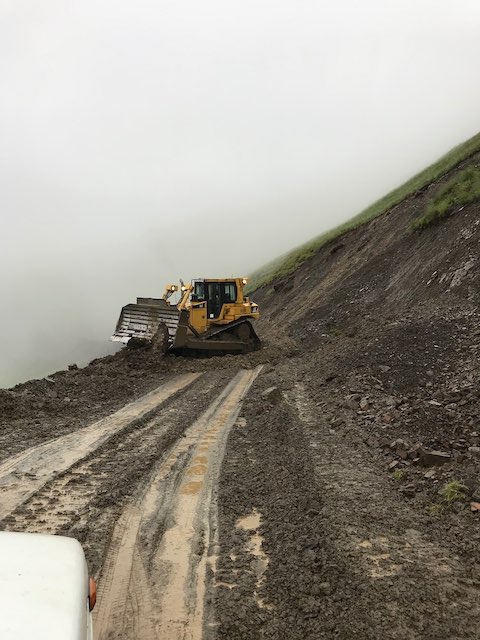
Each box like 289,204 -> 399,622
428,503 -> 444,516
428,480 -> 468,516
391,469 -> 406,481
438,480 -> 467,504
248,131 -> 480,292
412,166 -> 480,230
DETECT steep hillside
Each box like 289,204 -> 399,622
253,144 -> 480,465
249,130 -> 480,290
255,147 -> 480,328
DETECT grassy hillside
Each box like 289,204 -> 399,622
248,131 -> 480,291
412,166 -> 480,230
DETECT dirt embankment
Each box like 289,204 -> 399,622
200,159 -> 480,638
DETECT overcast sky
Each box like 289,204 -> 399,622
1,0 -> 480,387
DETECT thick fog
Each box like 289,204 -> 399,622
1,0 -> 480,387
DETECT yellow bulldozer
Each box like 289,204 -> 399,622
111,277 -> 261,355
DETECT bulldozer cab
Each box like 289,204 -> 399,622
192,279 -> 238,319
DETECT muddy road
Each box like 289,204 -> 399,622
3,153 -> 480,638
1,367 -> 261,639
2,355 -> 480,639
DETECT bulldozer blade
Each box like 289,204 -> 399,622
111,299 -> 180,345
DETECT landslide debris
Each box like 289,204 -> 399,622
252,149 -> 480,516
214,370 -> 480,639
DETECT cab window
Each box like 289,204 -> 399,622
223,283 -> 236,303
193,281 -> 205,300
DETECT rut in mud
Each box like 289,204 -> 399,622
95,367 -> 261,640
1,371 -> 232,569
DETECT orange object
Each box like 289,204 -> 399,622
88,577 -> 97,611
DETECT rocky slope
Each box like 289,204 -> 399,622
253,150 -> 480,510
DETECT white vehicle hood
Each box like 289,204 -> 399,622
0,531 -> 90,640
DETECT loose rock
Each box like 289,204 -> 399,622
419,449 -> 451,466
260,386 -> 283,404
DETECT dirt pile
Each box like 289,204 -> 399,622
215,366 -> 480,639
213,163 -> 480,634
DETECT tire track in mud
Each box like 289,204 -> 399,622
0,373 -> 200,521
0,372 -> 230,546
94,506 -> 157,640
94,366 -> 262,640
